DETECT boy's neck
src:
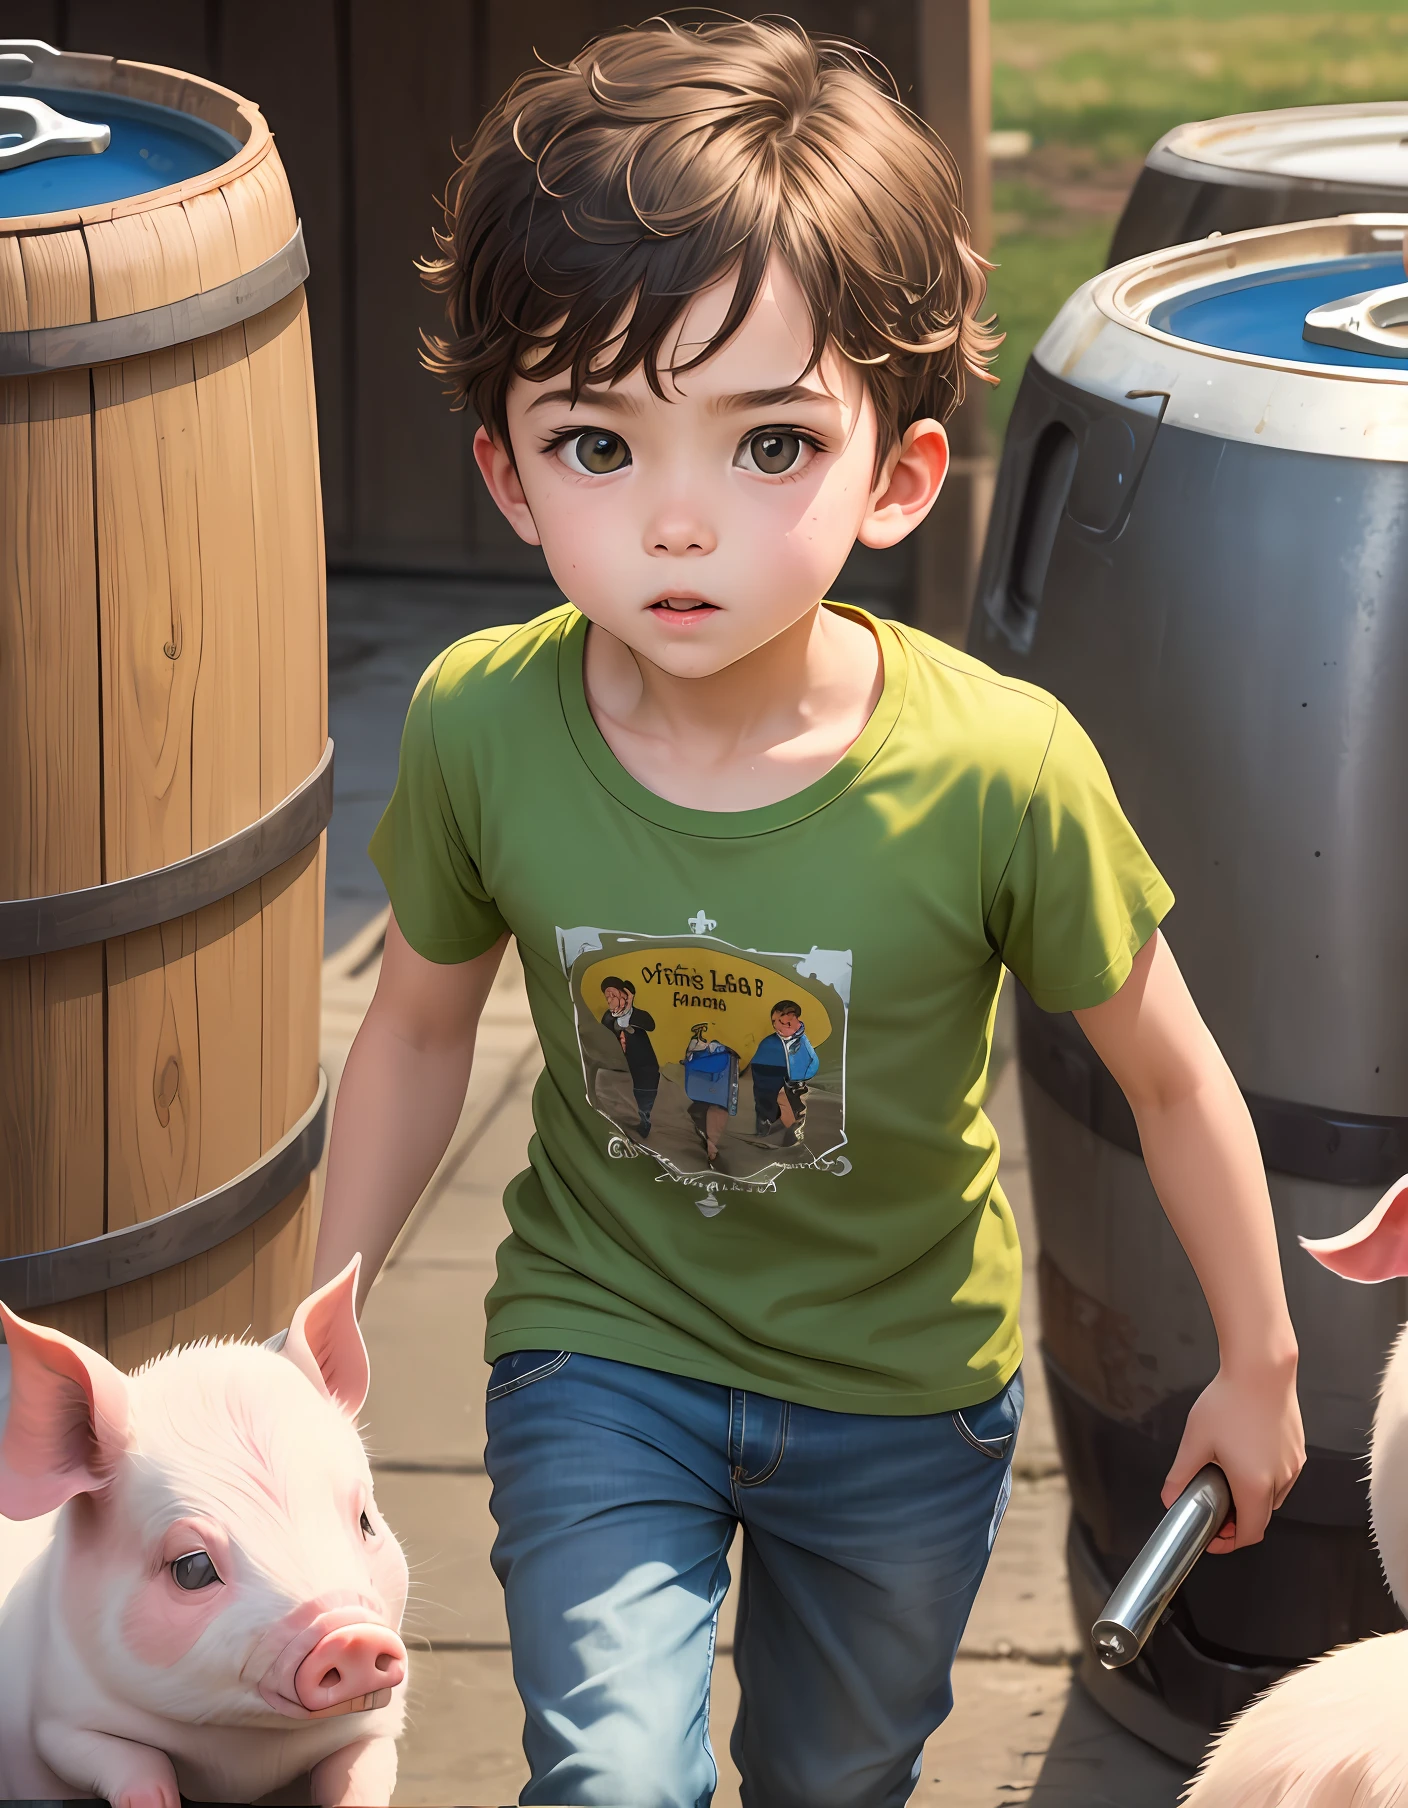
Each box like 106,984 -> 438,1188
581,601 -> 884,813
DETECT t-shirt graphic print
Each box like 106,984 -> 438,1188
560,915 -> 852,1213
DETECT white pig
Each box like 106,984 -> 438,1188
1182,1175 -> 1408,1807
0,1257 -> 410,1808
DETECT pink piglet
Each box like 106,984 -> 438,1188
1182,1178 -> 1408,1807
0,1257 -> 409,1808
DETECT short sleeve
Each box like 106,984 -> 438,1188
985,704 -> 1173,1012
367,654 -> 508,964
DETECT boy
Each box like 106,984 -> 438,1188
314,17 -> 1304,1806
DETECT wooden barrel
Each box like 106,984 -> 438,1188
0,44 -> 329,1367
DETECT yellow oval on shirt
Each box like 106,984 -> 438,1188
581,945 -> 833,1069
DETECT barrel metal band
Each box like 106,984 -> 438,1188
0,220 -> 308,377
0,739 -> 332,959
1016,985 -> 1407,1189
0,1067 -> 327,1313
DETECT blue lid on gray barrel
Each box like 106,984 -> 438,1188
0,84 -> 239,219
1150,250 -> 1408,371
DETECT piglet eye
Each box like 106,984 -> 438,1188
360,1510 -> 374,1538
171,1550 -> 221,1591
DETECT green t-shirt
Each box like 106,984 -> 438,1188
369,603 -> 1172,1414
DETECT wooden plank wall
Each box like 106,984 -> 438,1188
5,2 -> 987,613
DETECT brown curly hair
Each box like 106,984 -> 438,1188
420,13 -> 999,468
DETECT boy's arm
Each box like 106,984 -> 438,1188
312,910 -> 510,1313
1073,930 -> 1305,1552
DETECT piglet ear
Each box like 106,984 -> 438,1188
1301,1176 -> 1408,1283
281,1257 -> 370,1417
0,1304 -> 130,1520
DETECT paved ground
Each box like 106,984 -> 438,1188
324,575 -> 562,956
321,578 -> 1195,1806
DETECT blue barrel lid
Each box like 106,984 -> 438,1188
0,84 -> 240,220
1150,252 -> 1406,371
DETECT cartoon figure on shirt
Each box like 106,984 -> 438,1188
600,976 -> 660,1139
682,1024 -> 740,1165
748,1001 -> 820,1147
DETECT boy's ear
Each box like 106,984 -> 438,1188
473,426 -> 542,546
857,419 -> 949,550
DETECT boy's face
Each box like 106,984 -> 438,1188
476,256 -> 947,678
772,1010 -> 803,1039
603,985 -> 631,1014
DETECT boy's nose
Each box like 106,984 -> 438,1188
645,511 -> 717,558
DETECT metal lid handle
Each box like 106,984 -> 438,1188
0,37 -> 66,82
0,94 -> 109,171
1305,231 -> 1408,358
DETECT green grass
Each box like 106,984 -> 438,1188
982,6 -> 1408,438
983,218 -> 1115,419
992,12 -> 1408,163
994,0 -> 1408,20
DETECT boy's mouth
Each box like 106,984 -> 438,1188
648,594 -> 719,625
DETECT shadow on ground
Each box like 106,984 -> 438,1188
1028,1677 -> 1190,1807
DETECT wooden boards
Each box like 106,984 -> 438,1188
1,63 -> 325,1365
0,227 -> 106,1353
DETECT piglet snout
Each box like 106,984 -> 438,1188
293,1623 -> 407,1715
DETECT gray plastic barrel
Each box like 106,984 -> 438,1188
1110,102 -> 1408,267
969,214 -> 1408,1761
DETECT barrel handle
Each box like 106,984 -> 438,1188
1304,280 -> 1408,359
0,93 -> 109,171
984,422 -> 1080,654
1091,1464 -> 1233,1668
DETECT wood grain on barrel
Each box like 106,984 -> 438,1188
0,229 -> 106,1350
89,207 -> 204,885
3,62 -> 324,1364
84,197 -> 237,1366
88,203 -> 205,1356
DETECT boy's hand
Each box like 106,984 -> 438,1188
1161,1355 -> 1304,1552
1076,930 -> 1307,1555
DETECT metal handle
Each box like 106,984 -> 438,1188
0,38 -> 67,82
0,94 -> 109,170
1090,1463 -> 1232,1669
1304,280 -> 1408,359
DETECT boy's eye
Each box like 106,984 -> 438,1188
738,431 -> 807,476
560,430 -> 631,475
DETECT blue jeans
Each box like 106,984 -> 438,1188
484,1351 -> 1023,1808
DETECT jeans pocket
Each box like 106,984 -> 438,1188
952,1367 -> 1024,1462
486,1349 -> 572,1402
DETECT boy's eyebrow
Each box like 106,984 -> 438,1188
709,383 -> 839,414
525,386 -> 642,415
524,381 -> 839,416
